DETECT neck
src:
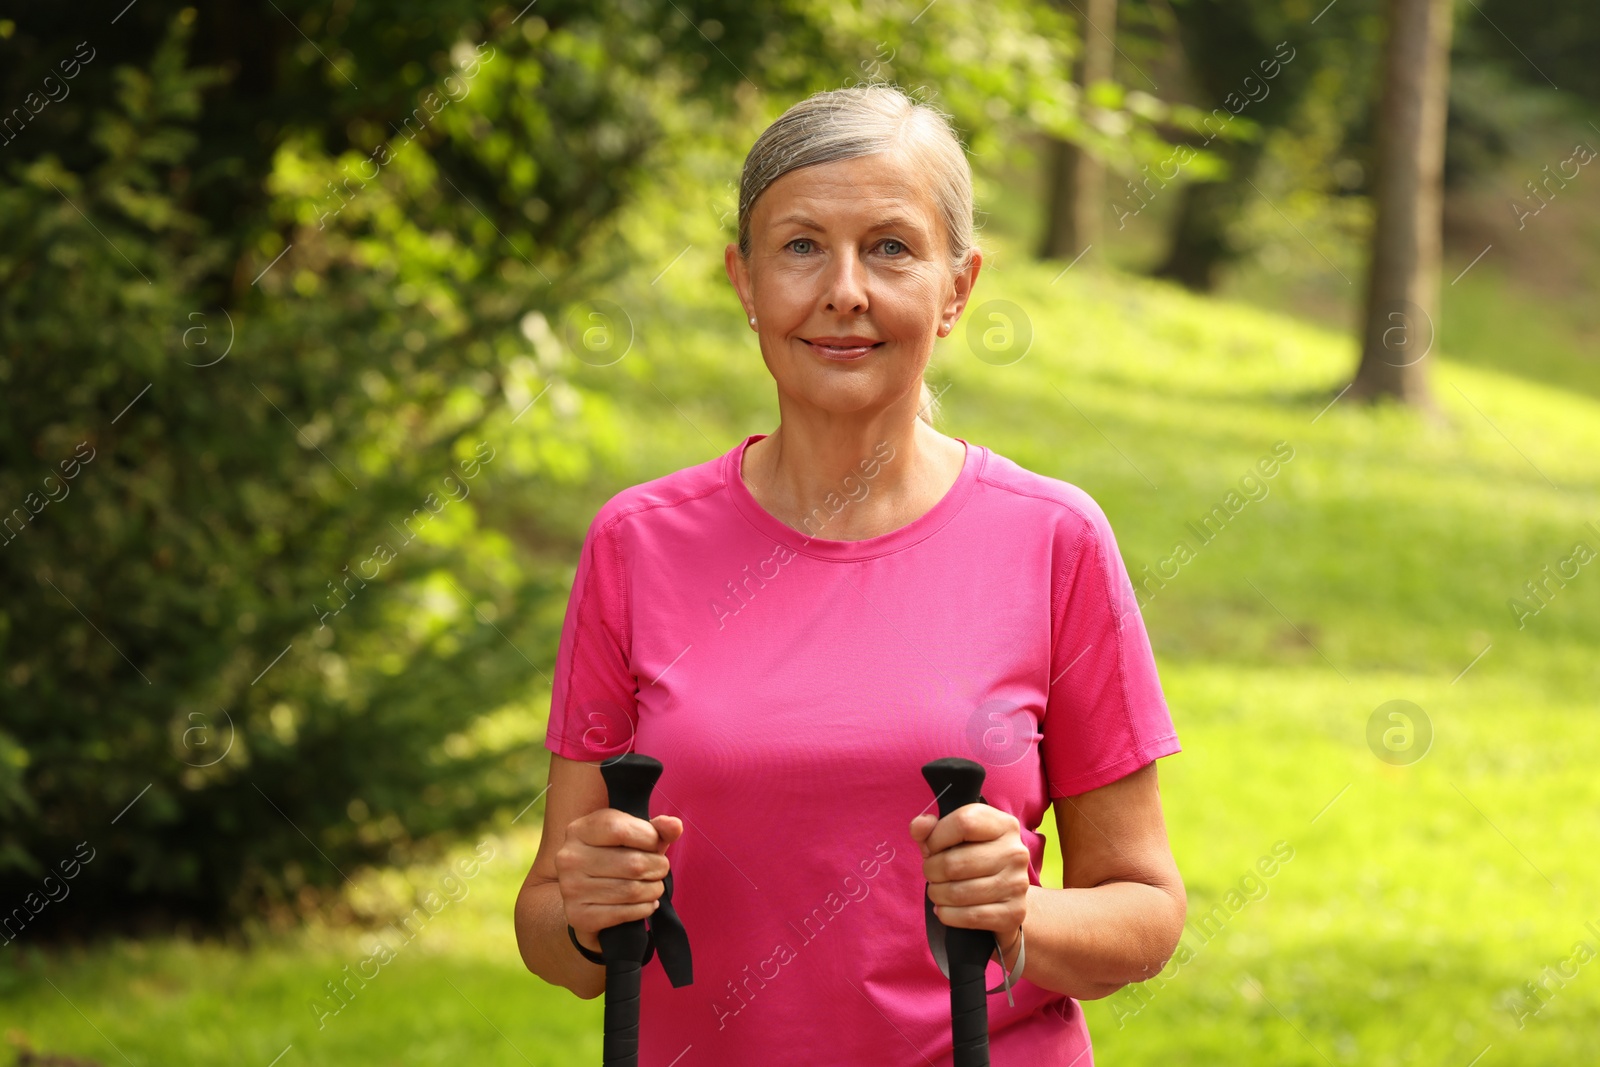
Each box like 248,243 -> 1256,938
742,404 -> 963,542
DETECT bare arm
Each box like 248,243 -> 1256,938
513,752 -> 683,1000
1022,760 -> 1186,999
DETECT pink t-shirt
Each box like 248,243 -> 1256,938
545,432 -> 1181,1066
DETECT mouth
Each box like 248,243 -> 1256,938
801,337 -> 886,360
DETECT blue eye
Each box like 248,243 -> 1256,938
785,237 -> 908,256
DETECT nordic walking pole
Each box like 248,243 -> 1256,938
921,756 -> 993,1067
597,753 -> 694,1067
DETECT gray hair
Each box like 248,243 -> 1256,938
736,84 -> 979,427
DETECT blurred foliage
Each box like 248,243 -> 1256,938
1442,6 -> 1599,190
1472,0 -> 1600,103
0,5 -> 584,928
0,0 -> 1218,928
6,0 -> 1587,934
1125,0 -> 1599,289
1135,0 -> 1386,288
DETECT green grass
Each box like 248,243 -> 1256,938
1,833 -> 601,1066
7,226 -> 1599,1064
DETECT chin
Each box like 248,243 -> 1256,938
797,379 -> 909,413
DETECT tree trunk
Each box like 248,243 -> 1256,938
1150,143 -> 1267,292
1039,0 -> 1117,261
1350,0 -> 1455,406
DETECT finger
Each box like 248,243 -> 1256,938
570,873 -> 668,906
922,835 -> 1026,884
908,813 -> 938,853
581,808 -> 665,850
925,869 -> 1024,909
611,843 -> 672,881
928,900 -> 1026,934
568,899 -> 662,936
650,815 -> 684,850
924,804 -> 1016,855
571,840 -> 672,882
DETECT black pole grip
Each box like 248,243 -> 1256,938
597,753 -> 664,1067
601,752 -> 662,822
598,939 -> 646,1066
922,757 -> 985,821
922,757 -> 992,1067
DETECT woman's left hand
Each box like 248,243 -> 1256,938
910,803 -> 1030,957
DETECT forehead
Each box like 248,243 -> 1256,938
754,149 -> 939,229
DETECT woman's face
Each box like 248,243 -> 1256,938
725,148 -> 981,418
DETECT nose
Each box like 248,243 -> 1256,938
821,245 -> 869,315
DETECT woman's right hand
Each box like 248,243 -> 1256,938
556,809 -> 684,954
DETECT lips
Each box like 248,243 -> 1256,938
802,337 -> 885,359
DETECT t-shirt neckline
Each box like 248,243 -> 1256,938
723,431 -> 982,562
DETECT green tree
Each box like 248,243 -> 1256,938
1147,0 -> 1375,290
0,0 -> 1117,929
1038,0 -> 1119,261
0,0 -> 833,929
1349,0 -> 1456,405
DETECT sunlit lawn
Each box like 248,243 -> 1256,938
8,225 -> 1599,1064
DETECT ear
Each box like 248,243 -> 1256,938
941,248 -> 983,333
725,243 -> 755,323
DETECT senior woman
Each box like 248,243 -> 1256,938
515,84 -> 1186,1065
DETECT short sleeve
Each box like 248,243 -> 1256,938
544,508 -> 639,762
1040,499 -> 1180,798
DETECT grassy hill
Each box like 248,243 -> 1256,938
6,228 -> 1598,1064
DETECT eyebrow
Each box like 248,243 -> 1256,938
770,213 -> 928,234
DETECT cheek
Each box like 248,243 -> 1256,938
890,281 -> 934,309
751,273 -> 810,321
886,275 -> 946,332
901,268 -> 948,306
